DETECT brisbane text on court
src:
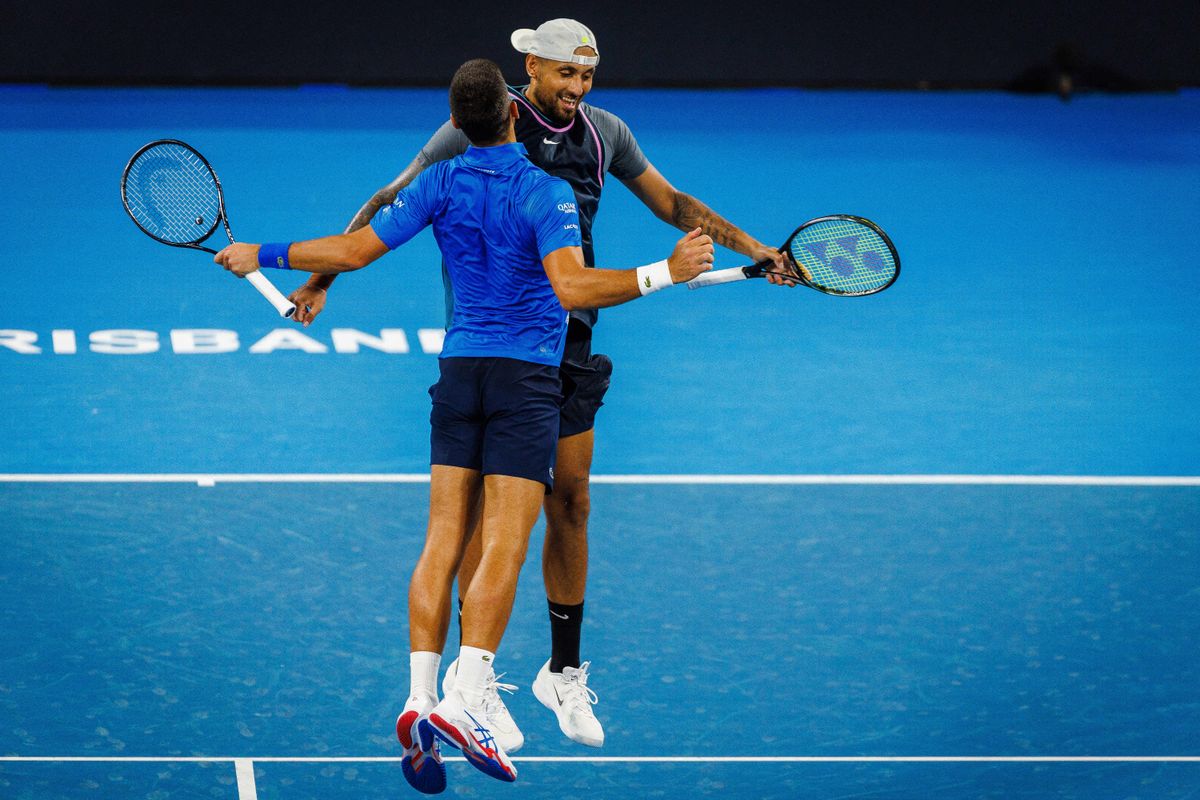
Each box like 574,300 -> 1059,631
0,328 -> 447,356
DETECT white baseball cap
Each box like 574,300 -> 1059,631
511,19 -> 599,66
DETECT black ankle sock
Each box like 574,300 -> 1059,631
548,600 -> 584,673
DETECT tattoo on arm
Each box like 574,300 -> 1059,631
670,192 -> 748,252
342,189 -> 395,235
307,158 -> 426,290
342,158 -> 427,235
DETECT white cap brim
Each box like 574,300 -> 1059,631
511,28 -> 537,54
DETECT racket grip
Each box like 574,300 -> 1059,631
685,266 -> 752,290
247,270 -> 296,318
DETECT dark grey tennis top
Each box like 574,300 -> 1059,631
418,85 -> 650,329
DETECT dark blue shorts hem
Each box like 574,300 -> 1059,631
429,357 -> 561,491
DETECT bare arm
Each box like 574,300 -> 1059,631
342,156 -> 428,235
542,229 -> 713,311
622,164 -> 797,286
215,226 -> 390,277
289,156 -> 428,321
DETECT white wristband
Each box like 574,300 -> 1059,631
636,259 -> 673,296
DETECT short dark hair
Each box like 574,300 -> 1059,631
450,59 -> 510,145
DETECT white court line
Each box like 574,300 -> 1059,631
5,755 -> 1195,799
2,755 -> 1198,763
234,758 -> 257,800
0,473 -> 1198,486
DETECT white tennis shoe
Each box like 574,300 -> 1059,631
442,658 -> 524,753
423,689 -> 517,783
532,659 -> 604,747
395,694 -> 446,794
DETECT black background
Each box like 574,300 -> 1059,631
2,0 -> 1197,88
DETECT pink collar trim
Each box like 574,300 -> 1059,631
509,89 -> 604,188
510,90 -> 575,134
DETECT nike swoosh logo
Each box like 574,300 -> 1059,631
550,610 -> 570,620
553,684 -> 563,705
543,137 -> 560,145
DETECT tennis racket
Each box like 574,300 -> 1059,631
687,215 -> 899,296
121,139 -> 295,318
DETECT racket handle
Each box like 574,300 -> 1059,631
247,270 -> 296,318
686,266 -> 752,290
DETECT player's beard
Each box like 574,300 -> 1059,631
532,84 -> 580,126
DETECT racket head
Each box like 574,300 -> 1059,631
772,215 -> 900,296
121,139 -> 228,252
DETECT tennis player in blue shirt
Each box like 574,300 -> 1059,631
215,59 -> 713,792
290,20 -> 798,757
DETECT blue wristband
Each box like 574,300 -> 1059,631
257,242 -> 293,270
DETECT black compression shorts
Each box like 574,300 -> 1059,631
558,319 -> 612,439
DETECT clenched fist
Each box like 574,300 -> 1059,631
213,243 -> 261,278
667,228 -> 714,284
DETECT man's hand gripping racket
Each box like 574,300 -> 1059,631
121,140 -> 295,317
668,228 -> 716,283
687,215 -> 900,297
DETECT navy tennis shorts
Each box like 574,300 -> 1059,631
429,356 -> 562,490
558,320 -> 613,439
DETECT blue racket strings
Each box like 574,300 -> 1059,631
124,143 -> 221,245
790,218 -> 897,295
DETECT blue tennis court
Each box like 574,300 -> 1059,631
1,85 -> 1198,798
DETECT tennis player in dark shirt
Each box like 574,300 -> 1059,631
288,18 -> 796,753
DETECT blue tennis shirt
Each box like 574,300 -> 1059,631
371,142 -> 582,366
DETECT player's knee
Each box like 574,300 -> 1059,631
481,539 -> 529,571
547,480 -> 590,531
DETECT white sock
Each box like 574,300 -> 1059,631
455,645 -> 495,707
409,651 -> 441,703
